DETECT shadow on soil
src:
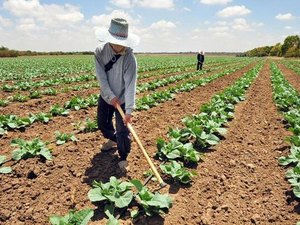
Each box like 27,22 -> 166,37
83,147 -> 122,186
83,146 -> 129,222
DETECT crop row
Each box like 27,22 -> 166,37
0,59 -> 234,107
0,61 -> 254,135
0,55 -> 197,81
136,61 -> 252,110
270,63 -> 300,202
155,62 -> 262,182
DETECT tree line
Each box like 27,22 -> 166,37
245,35 -> 300,57
0,46 -> 93,57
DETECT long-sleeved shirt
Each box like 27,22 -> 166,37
95,43 -> 137,114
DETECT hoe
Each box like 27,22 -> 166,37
116,104 -> 167,188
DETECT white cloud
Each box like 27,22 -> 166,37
232,18 -> 252,31
184,7 -> 191,12
285,26 -> 292,30
149,20 -> 176,30
3,0 -> 84,28
110,0 -> 133,8
200,0 -> 232,5
218,5 -> 251,18
109,0 -> 175,9
208,25 -> 229,32
252,22 -> 264,27
0,16 -> 13,27
276,13 -> 295,21
16,18 -> 38,31
134,0 -> 174,9
215,21 -> 228,26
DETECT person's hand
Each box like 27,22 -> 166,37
111,97 -> 120,108
123,114 -> 132,125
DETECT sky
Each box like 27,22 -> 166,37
0,0 -> 299,53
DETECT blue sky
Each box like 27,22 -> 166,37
0,0 -> 299,52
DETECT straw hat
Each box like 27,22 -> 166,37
95,18 -> 140,47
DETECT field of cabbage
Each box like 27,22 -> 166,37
1,54 -> 300,225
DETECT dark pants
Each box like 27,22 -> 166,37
197,61 -> 203,70
97,96 -> 131,160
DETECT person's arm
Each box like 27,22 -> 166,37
123,53 -> 137,116
94,47 -> 116,102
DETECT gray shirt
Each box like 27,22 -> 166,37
95,43 -> 137,114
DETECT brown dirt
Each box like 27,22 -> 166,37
1,60 -> 299,225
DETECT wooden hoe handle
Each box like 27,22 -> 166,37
116,104 -> 166,187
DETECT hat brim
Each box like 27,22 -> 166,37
95,28 -> 140,48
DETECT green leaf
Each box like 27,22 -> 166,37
206,134 -> 220,145
12,149 -> 24,161
49,215 -> 68,225
293,185 -> 300,198
215,127 -> 227,136
104,205 -> 119,225
115,191 -> 133,208
131,179 -> 143,192
49,208 -> 93,225
88,188 -> 107,202
0,155 -> 7,164
56,139 -> 66,145
0,167 -> 12,174
39,148 -> 53,160
71,208 -> 94,225
130,210 -> 139,219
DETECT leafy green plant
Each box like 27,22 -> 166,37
2,84 -> 14,92
11,138 -> 52,161
30,112 -> 52,123
55,131 -> 78,145
76,118 -> 98,133
0,99 -> 9,107
156,138 -> 201,163
11,93 -> 29,102
286,166 -> 300,198
43,87 -> 57,96
0,114 -> 34,131
49,208 -> 94,225
131,179 -> 173,216
160,161 -> 196,184
88,176 -> 134,208
29,90 -> 42,99
65,96 -> 89,110
50,104 -> 69,116
0,155 -> 12,174
279,145 -> 300,166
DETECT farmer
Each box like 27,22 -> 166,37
94,18 -> 140,172
197,51 -> 205,70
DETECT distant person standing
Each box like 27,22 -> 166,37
197,51 -> 205,70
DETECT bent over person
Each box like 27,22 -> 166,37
94,18 -> 140,172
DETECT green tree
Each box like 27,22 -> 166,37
282,35 -> 300,56
270,43 -> 282,56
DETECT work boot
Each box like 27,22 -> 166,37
118,160 -> 129,173
101,140 -> 117,151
